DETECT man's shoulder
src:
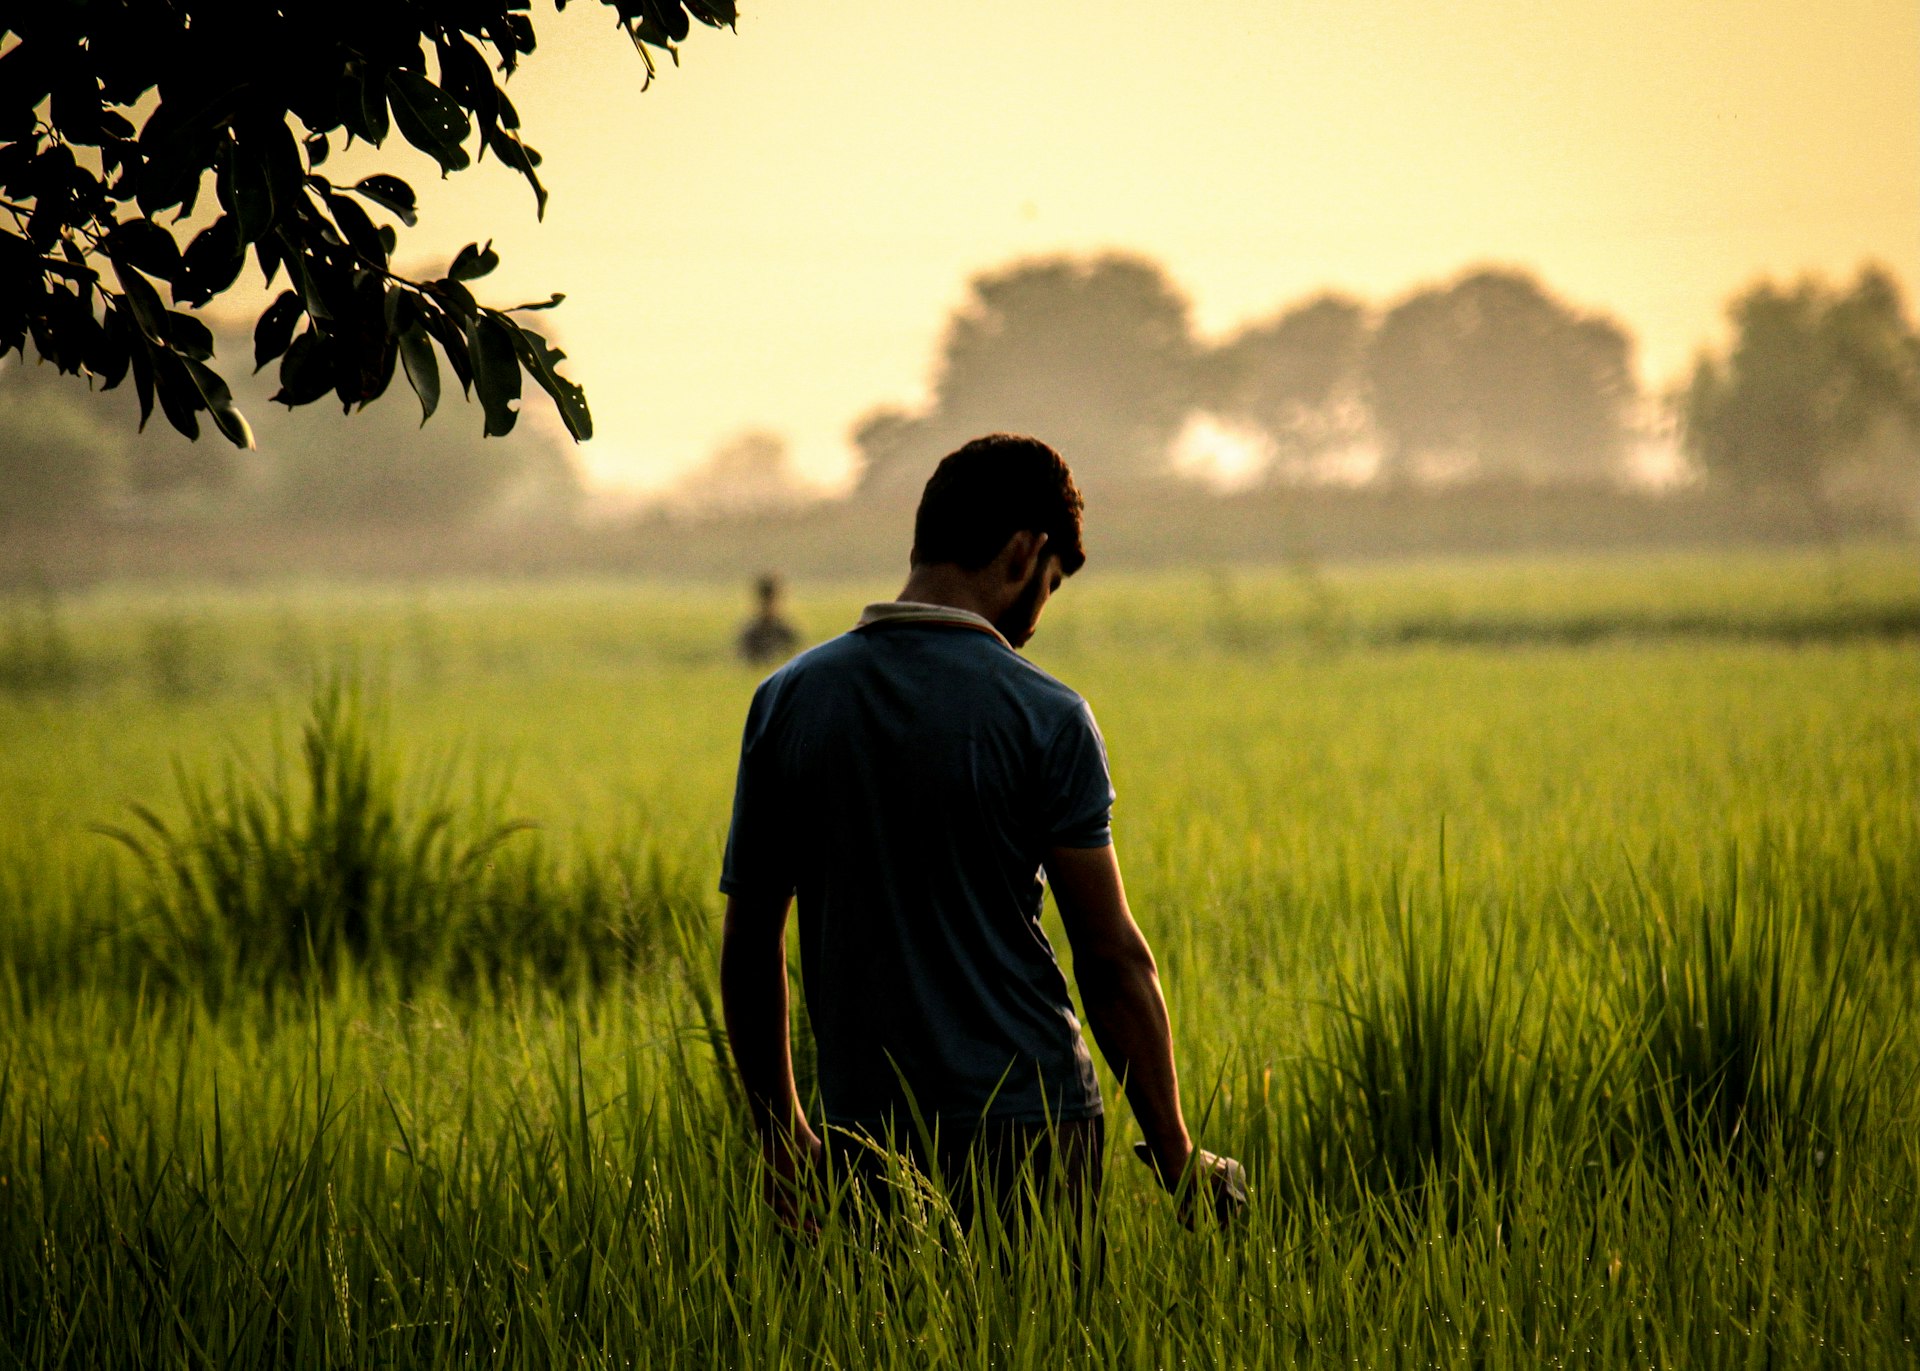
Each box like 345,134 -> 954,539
756,630 -> 859,687
993,644 -> 1088,714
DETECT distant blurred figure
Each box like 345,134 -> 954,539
737,573 -> 801,666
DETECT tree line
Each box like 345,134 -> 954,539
852,255 -> 1919,510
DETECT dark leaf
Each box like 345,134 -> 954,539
105,219 -> 181,282
469,314 -> 521,436
435,35 -> 500,129
110,260 -> 168,343
273,329 -> 334,406
398,323 -> 441,425
280,232 -> 337,322
253,119 -> 308,228
304,133 -> 329,168
506,293 -> 566,312
630,14 -> 680,52
220,134 -> 276,241
254,232 -> 284,289
0,42 -> 52,142
659,0 -> 694,41
685,0 -> 739,24
351,174 -> 417,226
343,64 -> 392,145
423,310 -> 474,394
153,350 -> 203,440
448,241 -> 499,282
253,290 -> 303,370
129,339 -> 156,429
173,215 -> 244,306
160,310 -> 214,360
51,73 -> 108,147
324,191 -> 387,265
427,276 -> 478,316
135,92 -> 236,217
484,128 -> 548,217
386,69 -> 472,173
86,309 -> 132,391
182,357 -> 255,449
511,322 -> 593,441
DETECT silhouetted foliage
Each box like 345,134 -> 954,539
1366,269 -> 1638,485
856,254 -> 1197,498
2,329 -> 582,530
1201,293 -> 1370,482
0,3 -> 735,454
1681,266 -> 1920,497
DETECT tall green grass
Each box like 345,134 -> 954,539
39,680 -> 696,1008
1,555 -> 1916,1365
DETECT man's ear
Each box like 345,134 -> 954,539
1001,530 -> 1048,584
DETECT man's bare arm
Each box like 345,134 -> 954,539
1045,843 -> 1195,1180
719,890 -> 821,1214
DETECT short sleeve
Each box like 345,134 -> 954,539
719,683 -> 797,896
1041,700 -> 1116,848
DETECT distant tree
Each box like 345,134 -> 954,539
673,429 -> 810,519
1366,268 -> 1638,485
847,405 -> 925,502
1680,266 -> 1920,498
0,357 -> 124,526
857,254 -> 1197,498
0,2 -> 734,454
1199,293 -> 1369,483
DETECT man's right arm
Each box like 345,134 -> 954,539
720,888 -> 822,1225
1044,843 -> 1195,1179
1048,842 -> 1249,1225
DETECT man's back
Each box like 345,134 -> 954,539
721,610 -> 1113,1130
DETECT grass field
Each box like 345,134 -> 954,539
3,545 -> 1918,1366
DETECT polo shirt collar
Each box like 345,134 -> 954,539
855,600 -> 1011,649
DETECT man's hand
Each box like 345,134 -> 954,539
1132,1140 -> 1249,1229
760,1125 -> 826,1234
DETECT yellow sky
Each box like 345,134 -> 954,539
340,0 -> 1919,494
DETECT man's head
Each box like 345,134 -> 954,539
910,434 -> 1085,648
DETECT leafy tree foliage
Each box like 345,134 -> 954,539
1199,293 -> 1370,482
0,2 -> 733,452
1681,266 -> 1920,495
1366,269 -> 1637,485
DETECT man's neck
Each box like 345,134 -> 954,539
895,564 -> 998,622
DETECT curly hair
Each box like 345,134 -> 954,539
910,434 -> 1086,574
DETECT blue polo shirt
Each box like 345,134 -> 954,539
720,602 -> 1112,1132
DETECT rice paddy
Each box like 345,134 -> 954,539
2,544 -> 1917,1367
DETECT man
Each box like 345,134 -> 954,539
736,572 -> 802,667
719,434 -> 1244,1232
